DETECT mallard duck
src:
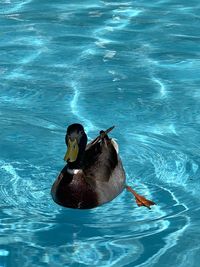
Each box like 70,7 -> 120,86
51,123 -> 155,209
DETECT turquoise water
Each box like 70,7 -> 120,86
1,0 -> 200,266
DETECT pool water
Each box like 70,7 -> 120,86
1,0 -> 200,266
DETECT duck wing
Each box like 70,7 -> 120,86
83,136 -> 126,205
83,136 -> 119,184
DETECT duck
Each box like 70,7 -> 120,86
51,123 -> 155,209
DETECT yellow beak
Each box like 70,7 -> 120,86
64,138 -> 79,162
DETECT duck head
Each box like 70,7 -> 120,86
64,123 -> 87,168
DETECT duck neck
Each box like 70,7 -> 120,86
67,159 -> 83,170
67,167 -> 81,175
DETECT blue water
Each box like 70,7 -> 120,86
1,0 -> 200,266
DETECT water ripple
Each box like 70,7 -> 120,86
1,0 -> 200,266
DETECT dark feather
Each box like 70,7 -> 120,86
83,136 -> 118,185
52,170 -> 98,209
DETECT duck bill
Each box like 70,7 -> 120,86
64,139 -> 79,162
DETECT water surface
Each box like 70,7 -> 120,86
1,0 -> 200,266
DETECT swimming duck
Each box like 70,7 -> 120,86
51,123 -> 155,209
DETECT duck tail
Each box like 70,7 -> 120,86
125,185 -> 156,209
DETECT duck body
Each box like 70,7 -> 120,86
51,124 -> 126,209
51,166 -> 99,209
